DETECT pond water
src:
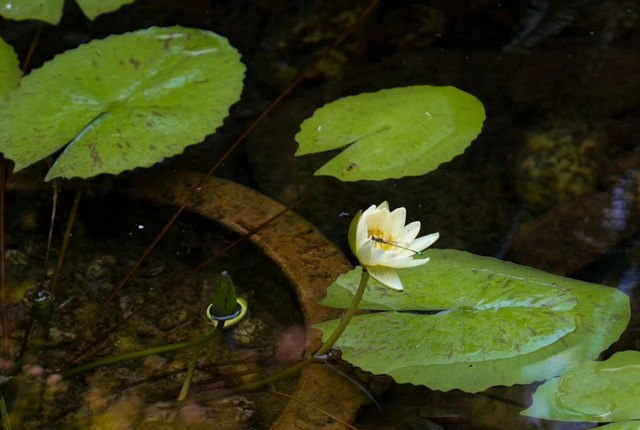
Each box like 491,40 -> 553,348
1,0 -> 639,429
2,189 -> 303,428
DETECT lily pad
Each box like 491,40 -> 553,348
522,351 -> 640,422
76,0 -> 136,20
316,249 -> 630,392
0,0 -> 134,24
0,0 -> 63,24
295,85 -> 485,181
0,26 -> 245,180
0,37 -> 21,99
593,422 -> 640,430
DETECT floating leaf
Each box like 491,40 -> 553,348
0,37 -> 21,99
316,249 -> 630,392
295,86 -> 485,181
321,252 -> 578,312
0,0 -> 134,23
593,422 -> 640,430
0,26 -> 245,180
76,0 -> 136,20
0,0 -> 63,24
522,351 -> 640,422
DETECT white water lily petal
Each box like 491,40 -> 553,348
355,218 -> 369,250
378,201 -> 390,211
349,201 -> 439,291
363,204 -> 379,217
366,211 -> 385,232
388,207 -> 407,236
349,209 -> 366,261
410,232 -> 440,252
383,257 -> 430,269
399,221 -> 421,243
367,266 -> 404,291
384,250 -> 415,261
358,243 -> 387,266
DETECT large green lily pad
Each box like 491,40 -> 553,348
295,86 -> 485,181
0,37 -> 21,99
315,249 -> 630,392
522,351 -> 640,422
0,0 -> 134,24
0,26 -> 245,180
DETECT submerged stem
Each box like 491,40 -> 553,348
0,157 -> 9,357
0,394 -> 11,430
40,182 -> 59,289
50,185 -> 83,296
176,343 -> 205,402
62,323 -> 224,380
167,319 -> 226,422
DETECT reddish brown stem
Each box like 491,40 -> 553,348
22,24 -> 43,73
49,184 -> 83,297
0,157 -> 10,357
40,182 -> 59,289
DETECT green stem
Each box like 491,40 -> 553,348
167,319 -> 226,422
192,269 -> 370,402
1,394 -> 11,430
315,270 -> 369,356
192,356 -> 310,403
177,343 -> 205,402
62,324 -> 223,380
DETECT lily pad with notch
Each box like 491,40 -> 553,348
0,26 -> 245,180
295,85 -> 485,181
315,249 -> 630,392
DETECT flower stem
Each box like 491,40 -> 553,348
176,343 -> 205,402
167,322 -> 222,422
315,270 -> 369,356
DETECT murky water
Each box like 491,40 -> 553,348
2,190 -> 302,428
1,1 -> 639,429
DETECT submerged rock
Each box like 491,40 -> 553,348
512,118 -> 606,213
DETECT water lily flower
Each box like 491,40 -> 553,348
348,201 -> 439,291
